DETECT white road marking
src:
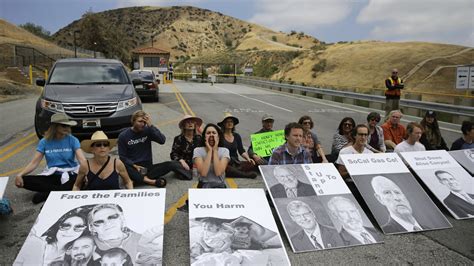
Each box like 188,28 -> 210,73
216,85 -> 293,112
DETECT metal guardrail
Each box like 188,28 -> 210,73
237,77 -> 474,117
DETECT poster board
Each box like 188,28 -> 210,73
401,150 -> 474,219
250,130 -> 285,157
0,176 -> 8,199
340,153 -> 452,234
260,164 -> 383,253
189,189 -> 290,266
449,148 -> 474,175
14,189 -> 166,265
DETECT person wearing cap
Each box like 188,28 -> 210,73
365,112 -> 386,153
450,121 -> 474,150
419,111 -> 448,150
247,113 -> 275,165
218,113 -> 257,179
170,115 -> 203,180
385,68 -> 404,116
15,113 -> 86,204
298,115 -> 328,163
118,110 -> 187,188
269,122 -> 313,165
73,131 -> 133,190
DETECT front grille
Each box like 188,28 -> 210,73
63,102 -> 117,118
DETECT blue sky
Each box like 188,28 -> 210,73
1,0 -> 473,46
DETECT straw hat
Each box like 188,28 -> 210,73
178,115 -> 203,129
51,113 -> 77,126
217,113 -> 239,128
80,131 -> 117,153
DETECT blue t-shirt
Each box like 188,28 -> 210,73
36,135 -> 80,168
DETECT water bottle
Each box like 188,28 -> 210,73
192,164 -> 199,179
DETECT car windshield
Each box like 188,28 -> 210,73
130,72 -> 154,81
49,62 -> 129,84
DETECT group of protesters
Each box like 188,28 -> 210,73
14,107 -> 474,204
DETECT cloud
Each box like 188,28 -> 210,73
249,0 -> 353,32
357,0 -> 474,46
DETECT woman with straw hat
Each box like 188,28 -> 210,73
73,131 -> 133,190
15,113 -> 87,204
170,115 -> 203,180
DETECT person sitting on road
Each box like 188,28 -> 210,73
331,117 -> 355,157
15,113 -> 86,204
298,115 -> 328,163
419,111 -> 448,150
451,120 -> 474,150
118,110 -> 188,188
381,110 -> 406,151
73,131 -> 133,191
193,123 -> 230,188
218,113 -> 257,179
170,115 -> 203,180
336,124 -> 373,179
269,122 -> 313,165
394,122 -> 426,154
247,113 -> 275,165
365,112 -> 386,153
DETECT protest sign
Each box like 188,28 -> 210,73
251,130 -> 285,157
0,176 -> 8,199
340,153 -> 452,234
401,150 -> 474,219
449,148 -> 474,175
260,164 -> 383,253
14,189 -> 166,265
189,189 -> 290,265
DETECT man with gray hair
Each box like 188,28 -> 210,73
327,196 -> 382,245
371,175 -> 425,233
381,110 -> 406,151
287,200 -> 343,252
435,170 -> 474,218
269,165 -> 315,198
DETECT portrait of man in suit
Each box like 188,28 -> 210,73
371,175 -> 426,233
435,170 -> 474,218
270,165 -> 316,198
327,196 -> 382,245
287,200 -> 343,252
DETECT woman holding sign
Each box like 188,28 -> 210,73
218,113 -> 257,179
298,115 -> 328,163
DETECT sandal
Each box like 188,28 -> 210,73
154,178 -> 167,188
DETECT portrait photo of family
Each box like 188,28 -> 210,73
14,190 -> 165,266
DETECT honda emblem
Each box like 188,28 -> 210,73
86,105 -> 96,113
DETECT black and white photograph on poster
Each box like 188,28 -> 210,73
449,148 -> 474,175
260,164 -> 383,253
340,153 -> 452,234
401,150 -> 474,219
0,176 -> 8,199
14,189 -> 166,266
260,164 -> 316,198
189,189 -> 290,266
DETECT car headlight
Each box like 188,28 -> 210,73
41,99 -> 64,112
117,97 -> 137,111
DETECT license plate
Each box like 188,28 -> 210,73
83,119 -> 101,128
135,85 -> 143,89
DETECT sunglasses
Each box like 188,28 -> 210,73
92,213 -> 120,227
370,118 -> 380,122
59,124 -> 71,128
92,142 -> 110,148
59,223 -> 87,232
302,121 -> 312,125
343,123 -> 354,127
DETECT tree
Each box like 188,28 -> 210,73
20,22 -> 51,40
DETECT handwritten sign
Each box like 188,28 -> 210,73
251,130 -> 285,157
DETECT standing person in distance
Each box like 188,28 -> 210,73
384,68 -> 404,116
298,115 -> 328,163
247,113 -> 275,165
15,113 -> 86,204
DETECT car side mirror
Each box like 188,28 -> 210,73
36,78 -> 45,86
132,79 -> 142,86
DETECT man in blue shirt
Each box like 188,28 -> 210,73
269,122 -> 312,165
118,110 -> 186,187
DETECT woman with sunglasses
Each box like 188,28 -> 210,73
331,117 -> 356,156
15,113 -> 86,204
298,115 -> 328,163
15,205 -> 92,265
73,131 -> 133,191
365,112 -> 386,153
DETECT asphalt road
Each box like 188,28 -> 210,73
0,80 -> 472,265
